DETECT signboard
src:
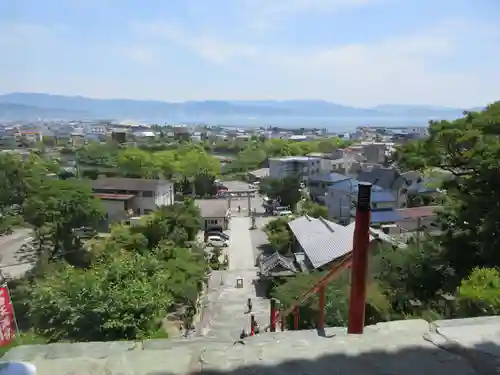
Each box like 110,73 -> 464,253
0,286 -> 16,346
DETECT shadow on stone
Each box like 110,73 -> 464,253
144,338 -> 500,375
257,243 -> 274,255
253,279 -> 270,298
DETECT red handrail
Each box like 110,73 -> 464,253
264,253 -> 353,331
265,182 -> 372,333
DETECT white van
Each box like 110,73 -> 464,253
207,236 -> 229,247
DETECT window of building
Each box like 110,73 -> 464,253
143,191 -> 153,197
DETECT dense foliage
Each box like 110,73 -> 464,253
259,176 -> 302,209
272,102 -> 500,326
0,152 -> 206,342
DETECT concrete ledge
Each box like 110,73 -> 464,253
425,316 -> 500,375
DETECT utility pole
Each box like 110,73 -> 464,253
416,217 -> 422,251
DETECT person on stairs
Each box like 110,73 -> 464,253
253,319 -> 260,335
247,298 -> 253,313
234,329 -> 248,345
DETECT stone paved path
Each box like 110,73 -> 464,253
198,217 -> 269,340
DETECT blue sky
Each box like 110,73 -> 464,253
1,0 -> 499,107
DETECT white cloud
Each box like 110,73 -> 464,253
133,21 -> 259,64
241,0 -> 384,31
128,17 -> 499,106
0,22 -> 63,47
114,45 -> 159,65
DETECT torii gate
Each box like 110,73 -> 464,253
226,188 -> 257,216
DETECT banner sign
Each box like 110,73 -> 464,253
0,286 -> 16,346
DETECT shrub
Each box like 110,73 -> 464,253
456,267 -> 500,317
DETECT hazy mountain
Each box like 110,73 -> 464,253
0,102 -> 90,121
371,104 -> 467,118
230,100 -> 381,116
0,92 -> 480,122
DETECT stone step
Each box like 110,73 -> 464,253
2,318 -> 492,375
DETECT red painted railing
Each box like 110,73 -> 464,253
264,183 -> 372,333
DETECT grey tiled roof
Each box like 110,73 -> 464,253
260,252 -> 296,275
288,216 -> 406,269
92,177 -> 163,191
288,216 -> 354,269
357,168 -> 405,190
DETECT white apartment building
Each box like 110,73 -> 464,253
269,156 -> 322,182
87,124 -> 108,135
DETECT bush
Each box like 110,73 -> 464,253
272,271 -> 391,329
21,251 -> 173,342
456,267 -> 500,317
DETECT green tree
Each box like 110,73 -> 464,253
153,150 -> 178,179
22,179 -> 103,266
264,217 -> 293,254
117,148 -> 154,177
23,251 -> 173,342
0,152 -> 46,212
77,141 -> 119,167
272,271 -> 390,329
134,200 -> 202,248
456,268 -> 500,317
259,176 -> 301,209
177,147 -> 220,195
394,102 -> 500,293
300,199 -> 329,218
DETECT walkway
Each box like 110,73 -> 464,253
199,216 -> 269,341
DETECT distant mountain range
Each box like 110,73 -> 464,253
0,92 -> 485,124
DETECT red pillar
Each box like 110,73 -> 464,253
318,285 -> 325,330
250,314 -> 255,336
270,298 -> 277,332
293,306 -> 300,330
347,182 -> 372,334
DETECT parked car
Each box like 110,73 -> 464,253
206,231 -> 230,240
276,210 -> 293,216
206,236 -> 229,247
273,206 -> 292,216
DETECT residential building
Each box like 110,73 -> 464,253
361,143 -> 387,164
196,199 -> 231,231
87,124 -> 108,135
357,167 -> 407,208
269,156 -> 321,183
284,215 -> 404,273
395,206 -> 442,232
401,171 -> 444,206
307,151 -> 363,175
92,177 -> 174,228
325,178 -> 403,225
308,172 -> 351,203
17,130 -> 42,143
247,168 -> 269,183
111,128 -> 128,143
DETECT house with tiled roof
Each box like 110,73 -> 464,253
308,172 -> 351,202
396,206 -> 443,232
285,216 -> 405,272
357,167 -> 407,208
324,177 -> 404,225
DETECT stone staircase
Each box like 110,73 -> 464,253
4,317 -> 500,375
196,269 -> 269,341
